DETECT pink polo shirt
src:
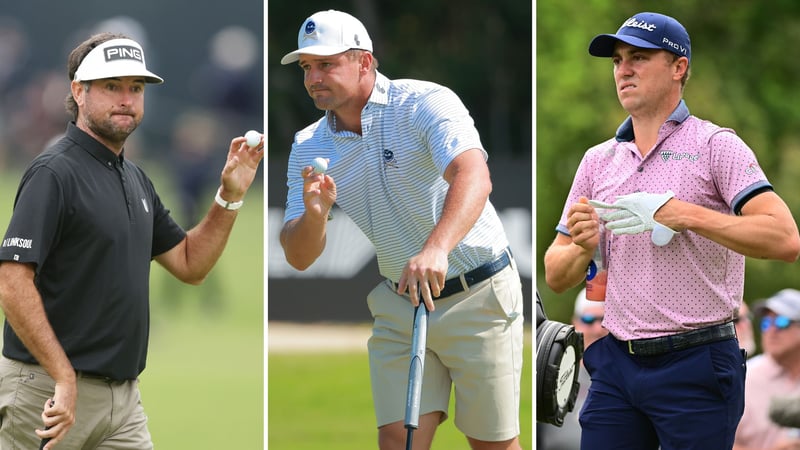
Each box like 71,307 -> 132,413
557,100 -> 772,340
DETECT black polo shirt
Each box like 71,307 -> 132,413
0,122 -> 186,380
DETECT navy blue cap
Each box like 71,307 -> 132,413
589,12 -> 691,61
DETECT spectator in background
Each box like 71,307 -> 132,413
538,288 -> 608,449
160,109 -> 226,314
168,109 -> 226,226
734,289 -> 800,450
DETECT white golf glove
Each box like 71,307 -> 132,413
588,191 -> 679,246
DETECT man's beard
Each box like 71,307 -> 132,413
83,113 -> 139,146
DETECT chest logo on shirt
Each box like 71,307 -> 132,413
383,149 -> 398,168
141,198 -> 150,213
660,150 -> 700,163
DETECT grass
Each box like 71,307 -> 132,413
268,331 -> 533,450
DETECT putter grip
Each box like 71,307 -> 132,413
40,399 -> 54,449
404,304 -> 428,429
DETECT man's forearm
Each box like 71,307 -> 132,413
181,202 -> 240,282
428,150 -> 492,255
0,262 -> 75,384
544,238 -> 594,293
280,213 -> 328,271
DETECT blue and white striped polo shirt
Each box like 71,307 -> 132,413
284,72 -> 509,282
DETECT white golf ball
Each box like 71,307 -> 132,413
311,157 -> 328,174
244,130 -> 261,148
651,223 -> 677,246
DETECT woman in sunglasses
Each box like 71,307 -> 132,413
734,288 -> 800,449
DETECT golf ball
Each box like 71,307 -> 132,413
311,157 -> 328,174
244,130 -> 261,148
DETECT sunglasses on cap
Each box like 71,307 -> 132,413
761,315 -> 797,332
579,314 -> 603,325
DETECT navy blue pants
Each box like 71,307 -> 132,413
579,334 -> 746,450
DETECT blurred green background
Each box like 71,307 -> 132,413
536,0 -> 800,341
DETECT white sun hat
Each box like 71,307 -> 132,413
74,38 -> 163,84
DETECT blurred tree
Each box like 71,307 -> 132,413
537,0 -> 800,321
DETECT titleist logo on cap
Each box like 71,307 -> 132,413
620,17 -> 657,32
104,45 -> 144,63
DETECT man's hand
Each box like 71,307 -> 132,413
566,197 -> 603,252
36,380 -> 77,449
301,165 -> 336,222
397,248 -> 449,312
589,190 -> 678,246
218,134 -> 266,202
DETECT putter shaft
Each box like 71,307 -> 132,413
404,303 -> 429,430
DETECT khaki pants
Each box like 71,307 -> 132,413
0,357 -> 152,449
367,263 -> 524,442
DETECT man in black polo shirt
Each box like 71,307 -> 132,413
0,32 -> 263,449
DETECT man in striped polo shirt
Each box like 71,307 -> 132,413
544,12 -> 800,450
279,9 -> 524,450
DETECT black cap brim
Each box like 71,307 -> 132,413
588,33 -> 664,57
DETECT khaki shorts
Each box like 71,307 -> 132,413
367,263 -> 524,442
0,357 -> 152,450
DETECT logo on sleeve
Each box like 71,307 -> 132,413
2,237 -> 33,249
745,162 -> 761,175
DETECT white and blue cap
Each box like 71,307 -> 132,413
755,289 -> 800,320
74,38 -> 163,84
280,10 -> 373,65
589,12 -> 691,62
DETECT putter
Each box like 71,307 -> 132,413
404,301 -> 429,450
39,400 -> 54,450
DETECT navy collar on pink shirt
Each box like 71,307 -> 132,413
614,99 -> 691,142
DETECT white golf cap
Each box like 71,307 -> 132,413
280,10 -> 372,65
74,38 -> 163,84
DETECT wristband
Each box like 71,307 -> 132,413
215,188 -> 243,211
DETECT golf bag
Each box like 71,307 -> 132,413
536,290 -> 583,427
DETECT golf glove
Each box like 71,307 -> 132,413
589,190 -> 678,246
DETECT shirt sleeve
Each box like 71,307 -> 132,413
283,139 -> 306,224
0,166 -> 63,269
555,148 -> 601,236
413,86 -> 487,175
150,189 -> 186,257
709,130 -> 773,213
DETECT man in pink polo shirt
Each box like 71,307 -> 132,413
543,11 -> 800,450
